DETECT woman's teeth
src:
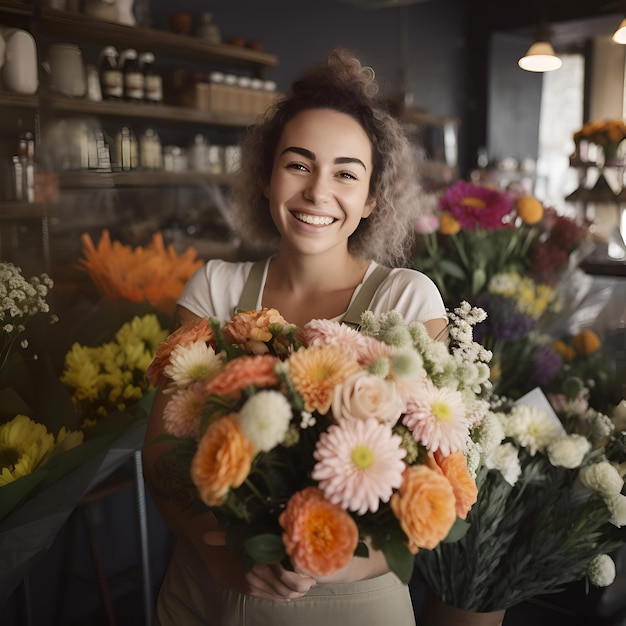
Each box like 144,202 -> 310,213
294,212 -> 335,226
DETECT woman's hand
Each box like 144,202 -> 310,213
203,530 -> 317,602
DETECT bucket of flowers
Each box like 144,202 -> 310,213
145,302 -> 493,583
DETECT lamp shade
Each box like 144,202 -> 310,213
613,18 -> 626,44
518,41 -> 562,72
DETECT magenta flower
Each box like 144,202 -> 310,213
439,181 -> 513,231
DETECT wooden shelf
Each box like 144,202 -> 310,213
35,8 -> 278,73
0,91 -> 39,109
0,201 -> 48,220
40,94 -> 258,127
0,0 -> 32,17
57,170 -> 235,189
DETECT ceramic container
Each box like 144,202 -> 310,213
1,27 -> 38,94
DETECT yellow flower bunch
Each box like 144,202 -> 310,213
488,272 -> 559,319
0,414 -> 83,486
61,313 -> 168,426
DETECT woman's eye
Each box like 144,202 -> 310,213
287,162 -> 308,172
338,171 -> 357,181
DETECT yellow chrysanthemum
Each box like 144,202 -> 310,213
287,346 -> 361,415
0,415 -> 55,486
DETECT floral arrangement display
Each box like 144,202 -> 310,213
412,180 -> 591,398
78,229 -> 203,317
145,303 -> 493,582
415,387 -> 626,613
572,119 -> 626,163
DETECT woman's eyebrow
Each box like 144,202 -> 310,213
280,146 -> 367,171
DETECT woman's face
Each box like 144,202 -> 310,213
265,108 -> 376,257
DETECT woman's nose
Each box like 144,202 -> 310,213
303,174 -> 330,204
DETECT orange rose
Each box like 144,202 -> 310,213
191,415 -> 254,506
203,354 -> 280,398
573,330 -> 601,356
390,465 -> 456,553
223,307 -> 293,354
147,317 -> 215,387
427,450 -> 477,520
279,487 -> 358,577
439,212 -> 461,236
516,196 -> 543,224
553,340 -> 575,361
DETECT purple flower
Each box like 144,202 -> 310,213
474,294 -> 533,343
439,181 -> 513,231
531,344 -> 563,386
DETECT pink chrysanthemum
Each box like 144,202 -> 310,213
312,417 -> 406,515
162,381 -> 207,439
303,319 -> 371,360
439,180 -> 513,231
402,380 -> 470,455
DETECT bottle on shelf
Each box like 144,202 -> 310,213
99,46 -> 123,101
119,48 -> 145,102
139,128 -> 163,170
139,52 -> 163,105
16,132 -> 35,203
114,125 -> 138,171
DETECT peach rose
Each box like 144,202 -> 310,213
390,465 -> 456,553
223,307 -> 294,355
203,354 -> 280,399
279,487 -> 358,577
427,450 -> 478,520
332,371 -> 405,425
147,317 -> 215,387
191,415 -> 254,506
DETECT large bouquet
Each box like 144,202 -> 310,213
416,387 -> 626,613
146,303 -> 492,582
412,180 -> 591,398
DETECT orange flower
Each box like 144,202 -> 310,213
223,307 -> 293,354
146,317 -> 215,387
427,450 -> 477,520
553,340 -> 575,362
390,465 -> 456,553
191,415 -> 254,506
78,230 -> 203,316
203,354 -> 280,398
516,196 -> 543,224
279,486 -> 358,577
439,212 -> 461,235
573,330 -> 601,356
287,345 -> 361,414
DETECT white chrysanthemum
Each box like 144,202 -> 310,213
465,439 -> 481,479
504,404 -> 565,456
312,417 -> 406,515
588,554 -> 616,587
587,411 -> 615,440
238,390 -> 292,452
579,461 -> 624,497
163,340 -> 222,391
606,493 -> 626,527
485,442 -> 521,486
473,411 -> 505,457
547,434 -> 590,469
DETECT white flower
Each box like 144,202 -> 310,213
485,442 -> 521,486
163,340 -> 222,391
238,390 -> 292,452
606,493 -> 626,527
579,461 -> 624,497
587,554 -> 616,587
503,404 -> 564,456
473,411 -> 505,458
547,434 -> 590,469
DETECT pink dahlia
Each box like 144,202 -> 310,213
402,380 -> 470,455
312,417 -> 406,515
303,319 -> 371,360
439,180 -> 513,231
162,381 -> 207,439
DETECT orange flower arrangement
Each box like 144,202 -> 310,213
147,305 -> 491,583
427,450 -> 478,520
78,230 -> 203,316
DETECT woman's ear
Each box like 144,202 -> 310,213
362,196 -> 376,218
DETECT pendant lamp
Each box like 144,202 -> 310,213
613,17 -> 626,44
518,25 -> 562,72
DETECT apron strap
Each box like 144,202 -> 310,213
234,260 -> 392,329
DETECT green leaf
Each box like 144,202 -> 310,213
243,532 -> 286,565
443,517 -> 471,543
381,538 -> 414,585
438,258 -> 467,281
355,540 -> 369,558
471,267 -> 487,294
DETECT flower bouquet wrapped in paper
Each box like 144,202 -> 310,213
146,303 -> 492,582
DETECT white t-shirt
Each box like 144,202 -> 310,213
177,258 -> 447,325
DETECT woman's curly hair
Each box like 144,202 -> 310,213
230,48 -> 424,267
